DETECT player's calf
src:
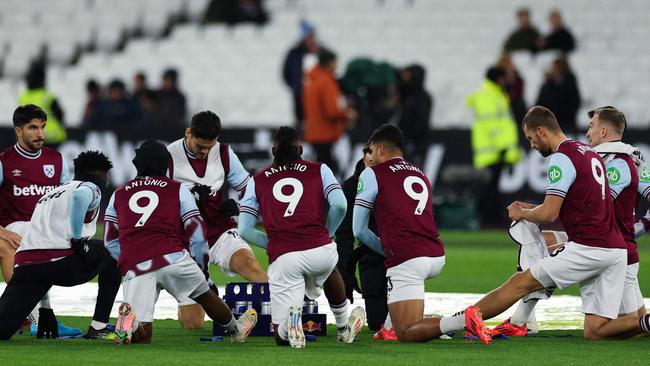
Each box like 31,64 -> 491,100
177,304 -> 205,329
229,248 -> 268,282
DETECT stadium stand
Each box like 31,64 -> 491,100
0,0 -> 648,128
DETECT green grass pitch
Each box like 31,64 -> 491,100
2,231 -> 650,365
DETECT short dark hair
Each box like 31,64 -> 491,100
590,106 -> 627,135
86,79 -> 100,93
13,104 -> 47,127
318,48 -> 336,66
486,66 -> 506,83
190,111 -> 221,140
522,106 -> 561,133
73,150 -> 113,176
163,68 -> 178,82
368,124 -> 404,152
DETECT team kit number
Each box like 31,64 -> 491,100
403,176 -> 429,215
128,190 -> 160,227
273,178 -> 304,217
591,157 -> 606,200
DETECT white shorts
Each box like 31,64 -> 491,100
386,256 -> 445,304
123,254 -> 209,322
6,221 -> 29,237
619,262 -> 645,315
177,229 -> 253,307
530,242 -> 626,319
268,243 -> 338,325
209,229 -> 253,277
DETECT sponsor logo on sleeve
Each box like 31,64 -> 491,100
606,167 -> 621,184
357,179 -> 364,193
547,166 -> 562,184
641,167 -> 650,182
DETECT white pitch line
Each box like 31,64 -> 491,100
2,283 -> 646,330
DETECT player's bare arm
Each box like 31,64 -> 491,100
508,195 -> 563,223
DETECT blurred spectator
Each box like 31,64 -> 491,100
139,90 -> 159,128
18,61 -> 67,145
82,79 -> 101,127
204,0 -> 268,25
89,79 -> 141,129
340,58 -> 398,145
503,8 -> 540,53
282,20 -> 319,130
131,72 -> 151,108
398,64 -> 432,166
156,68 -> 187,132
466,66 -> 521,228
538,10 -> 576,53
497,53 -> 527,124
303,49 -> 357,174
536,57 -> 581,132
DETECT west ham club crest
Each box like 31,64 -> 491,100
43,164 -> 55,178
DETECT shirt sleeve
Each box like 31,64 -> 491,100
606,158 -> 631,199
638,164 -> 650,199
60,156 -> 71,184
226,146 -> 250,192
545,152 -> 577,198
179,184 -> 202,222
321,164 -> 342,199
352,205 -> 384,256
69,183 -> 101,239
239,177 -> 260,218
104,192 -> 118,224
0,160 -> 4,186
354,168 -> 378,209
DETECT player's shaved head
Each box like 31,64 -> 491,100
368,124 -> 404,153
522,106 -> 562,133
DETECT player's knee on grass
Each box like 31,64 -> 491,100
133,323 -> 153,343
177,304 -> 205,329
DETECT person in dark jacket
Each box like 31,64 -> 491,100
503,8 -> 540,53
336,148 -> 388,332
89,79 -> 141,130
398,64 -> 432,166
536,57 -> 581,132
498,53 -> 527,124
538,10 -> 576,53
156,68 -> 187,133
282,20 -> 319,130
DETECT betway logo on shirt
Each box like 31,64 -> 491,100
13,184 -> 57,196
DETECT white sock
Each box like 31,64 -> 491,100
29,307 -> 39,325
40,292 -> 51,309
330,300 -> 349,330
510,299 -> 538,327
439,313 -> 465,334
91,320 -> 107,330
221,315 -> 240,335
384,313 -> 393,329
277,321 -> 289,341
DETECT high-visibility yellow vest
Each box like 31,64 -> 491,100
465,80 -> 521,169
19,88 -> 67,144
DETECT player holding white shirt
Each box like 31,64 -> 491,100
167,111 -> 267,328
495,106 -> 650,336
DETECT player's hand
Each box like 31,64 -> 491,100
0,227 -> 22,249
36,308 -> 59,339
191,184 -> 212,204
220,199 -> 239,217
70,238 -> 100,267
507,202 -> 525,221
